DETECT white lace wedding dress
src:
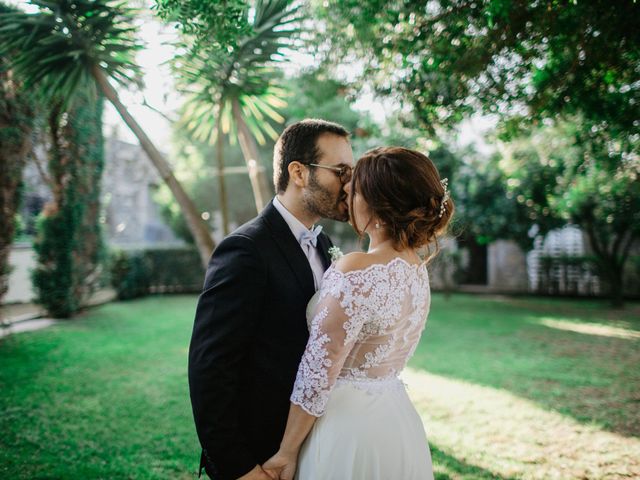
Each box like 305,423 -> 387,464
290,257 -> 434,480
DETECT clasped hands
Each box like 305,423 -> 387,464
262,449 -> 297,480
236,450 -> 297,480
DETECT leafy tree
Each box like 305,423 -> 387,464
283,70 -> 362,132
450,153 -> 523,244
502,120 -> 640,306
154,0 -> 250,53
317,0 -> 639,137
172,0 -> 300,234
0,0 -> 214,266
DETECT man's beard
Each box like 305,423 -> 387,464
302,172 -> 349,222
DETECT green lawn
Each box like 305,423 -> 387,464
1,297 -> 199,479
1,294 -> 638,479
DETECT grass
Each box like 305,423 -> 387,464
1,297 -> 199,479
1,293 -> 638,479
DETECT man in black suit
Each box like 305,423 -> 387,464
188,119 -> 354,480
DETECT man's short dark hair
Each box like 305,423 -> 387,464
273,119 -> 350,193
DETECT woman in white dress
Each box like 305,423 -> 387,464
263,147 -> 454,480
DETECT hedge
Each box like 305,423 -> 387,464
110,247 -> 205,300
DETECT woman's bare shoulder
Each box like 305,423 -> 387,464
333,252 -> 380,274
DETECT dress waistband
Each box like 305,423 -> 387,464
335,375 -> 406,394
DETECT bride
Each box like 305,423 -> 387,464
263,146 -> 454,480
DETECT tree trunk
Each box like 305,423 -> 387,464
91,65 -> 214,267
585,223 -> 627,308
609,267 -> 624,308
216,103 -> 230,236
232,99 -> 272,213
605,230 -> 638,309
598,261 -> 625,308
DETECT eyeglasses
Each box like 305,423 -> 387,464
308,163 -> 353,184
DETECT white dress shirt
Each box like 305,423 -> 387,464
273,196 -> 325,289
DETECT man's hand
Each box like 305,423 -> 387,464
236,465 -> 274,480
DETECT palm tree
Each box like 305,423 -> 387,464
175,0 -> 299,234
0,0 -> 215,267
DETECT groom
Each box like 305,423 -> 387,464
188,119 -> 354,480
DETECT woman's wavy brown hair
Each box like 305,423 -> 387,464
349,146 -> 454,262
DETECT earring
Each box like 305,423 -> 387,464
375,222 -> 380,229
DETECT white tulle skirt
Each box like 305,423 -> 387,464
295,377 -> 434,480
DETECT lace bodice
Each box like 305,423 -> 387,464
290,257 -> 431,416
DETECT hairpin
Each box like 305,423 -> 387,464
438,178 -> 449,219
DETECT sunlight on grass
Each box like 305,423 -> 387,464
412,293 -> 640,438
403,368 -> 640,480
534,317 -> 640,340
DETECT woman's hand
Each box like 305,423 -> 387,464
262,449 -> 298,480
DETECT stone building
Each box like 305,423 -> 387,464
101,136 -> 180,246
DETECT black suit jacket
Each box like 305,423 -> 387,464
188,200 -> 333,480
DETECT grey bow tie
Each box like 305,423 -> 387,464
299,225 -> 323,249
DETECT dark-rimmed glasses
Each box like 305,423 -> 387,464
308,163 -> 353,184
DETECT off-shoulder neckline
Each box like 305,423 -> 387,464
327,256 -> 427,277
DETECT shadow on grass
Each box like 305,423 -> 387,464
411,293 -> 640,438
431,444 -> 517,480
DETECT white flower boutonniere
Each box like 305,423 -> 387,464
328,246 -> 344,262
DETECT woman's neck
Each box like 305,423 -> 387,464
367,235 -> 394,253
367,234 -> 420,263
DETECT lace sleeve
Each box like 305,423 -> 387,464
290,268 -> 369,416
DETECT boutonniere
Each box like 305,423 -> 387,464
328,246 -> 344,262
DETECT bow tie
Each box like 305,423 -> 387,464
299,225 -> 323,249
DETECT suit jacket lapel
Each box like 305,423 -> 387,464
261,201 -> 315,296
316,233 -> 333,271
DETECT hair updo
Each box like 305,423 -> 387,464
350,146 -> 454,260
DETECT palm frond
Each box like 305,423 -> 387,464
0,0 -> 143,107
250,94 -> 285,123
243,114 -> 267,145
175,0 -> 303,146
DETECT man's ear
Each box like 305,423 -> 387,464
288,161 -> 307,188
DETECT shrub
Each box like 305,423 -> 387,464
110,250 -> 151,300
109,247 -> 204,300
